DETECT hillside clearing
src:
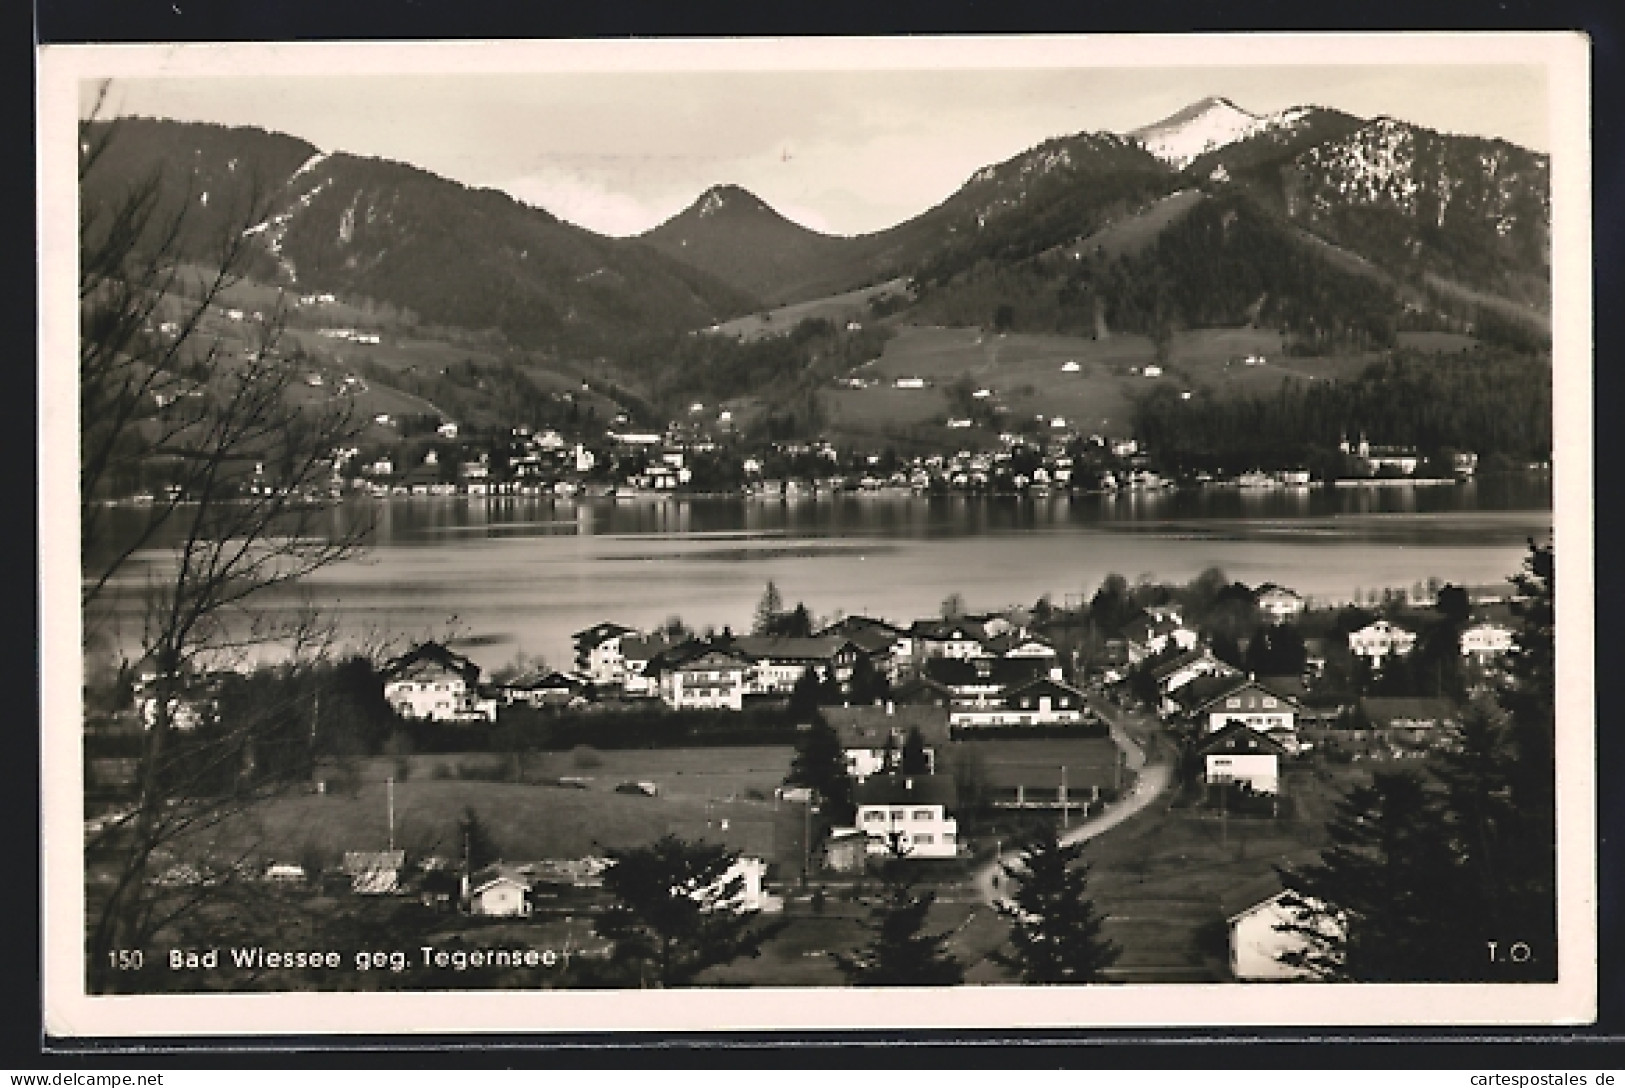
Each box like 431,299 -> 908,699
706,277 -> 912,342
1057,188 -> 1207,262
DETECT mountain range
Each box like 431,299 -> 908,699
82,96 -> 1552,364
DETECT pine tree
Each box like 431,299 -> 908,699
752,581 -> 784,635
594,835 -> 770,987
900,727 -> 931,776
1495,540 -> 1557,974
789,666 -> 823,716
1278,540 -> 1558,982
836,843 -> 964,986
879,732 -> 899,775
993,820 -> 1119,982
784,712 -> 854,826
1276,771 -> 1470,981
457,806 -> 501,872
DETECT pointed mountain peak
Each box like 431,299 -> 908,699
692,183 -> 772,218
1129,96 -> 1272,168
1134,96 -> 1259,134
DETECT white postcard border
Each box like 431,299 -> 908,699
37,31 -> 1597,1037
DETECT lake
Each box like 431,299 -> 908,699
87,474 -> 1552,673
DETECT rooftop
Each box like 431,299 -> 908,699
852,774 -> 959,808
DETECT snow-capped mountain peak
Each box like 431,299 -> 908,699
1128,96 -> 1269,168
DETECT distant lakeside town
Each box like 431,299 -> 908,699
102,414 -> 1549,508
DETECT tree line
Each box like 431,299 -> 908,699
1277,541 -> 1556,981
1131,347 -> 1552,475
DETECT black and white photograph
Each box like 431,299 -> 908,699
38,34 -> 1595,1035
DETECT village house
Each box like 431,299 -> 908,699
380,642 -> 497,723
701,856 -> 773,913
1347,619 -> 1419,665
948,675 -> 1092,729
923,656 -> 1052,707
1340,433 -> 1420,476
618,632 -> 691,696
1254,584 -> 1306,623
817,615 -> 908,678
733,635 -> 860,696
497,670 -> 586,709
1460,619 -> 1516,664
1198,722 -> 1289,796
1225,882 -> 1343,981
824,705 -> 948,781
1123,611 -> 1200,665
572,622 -> 638,687
908,618 -> 995,661
464,865 -> 533,918
984,631 -> 1060,660
1149,647 -> 1241,717
656,647 -> 751,711
1178,674 -> 1299,737
849,775 -> 961,860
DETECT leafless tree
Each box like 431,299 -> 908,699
79,87 -> 375,991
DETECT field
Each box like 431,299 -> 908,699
1058,188 -> 1207,262
819,323 -> 1387,445
707,277 -> 911,342
1077,759 -> 1368,982
160,269 -> 604,442
823,325 -> 1159,441
402,745 -> 796,804
172,770 -> 794,873
946,736 -> 1123,798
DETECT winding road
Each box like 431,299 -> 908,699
970,695 -> 1173,908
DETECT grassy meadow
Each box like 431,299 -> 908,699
707,277 -> 911,342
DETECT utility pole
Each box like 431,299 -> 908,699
802,799 -> 812,885
386,775 -> 395,853
1061,764 -> 1069,828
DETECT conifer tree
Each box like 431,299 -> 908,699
457,806 -> 502,872
1277,540 -> 1557,982
835,839 -> 964,986
752,581 -> 784,635
595,835 -> 770,987
900,727 -> 932,776
993,821 -> 1119,983
784,712 -> 854,826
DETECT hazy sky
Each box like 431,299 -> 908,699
84,55 -> 1551,238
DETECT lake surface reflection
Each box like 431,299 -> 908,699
91,475 -> 1553,672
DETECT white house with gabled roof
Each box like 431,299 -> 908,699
1347,620 -> 1418,665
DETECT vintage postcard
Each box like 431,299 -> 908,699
38,33 -> 1595,1036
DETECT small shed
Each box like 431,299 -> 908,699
466,870 -> 533,918
1225,882 -> 1343,982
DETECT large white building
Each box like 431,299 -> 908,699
380,643 -> 497,723
1178,675 -> 1298,736
1198,722 -> 1288,796
657,649 -> 751,711
947,676 -> 1091,729
572,622 -> 638,687
733,636 -> 860,696
851,775 -> 961,860
1460,620 -> 1516,664
1255,584 -> 1306,623
1347,620 -> 1418,665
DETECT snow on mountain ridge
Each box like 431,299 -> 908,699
1129,97 -> 1265,168
1128,98 -> 1323,168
